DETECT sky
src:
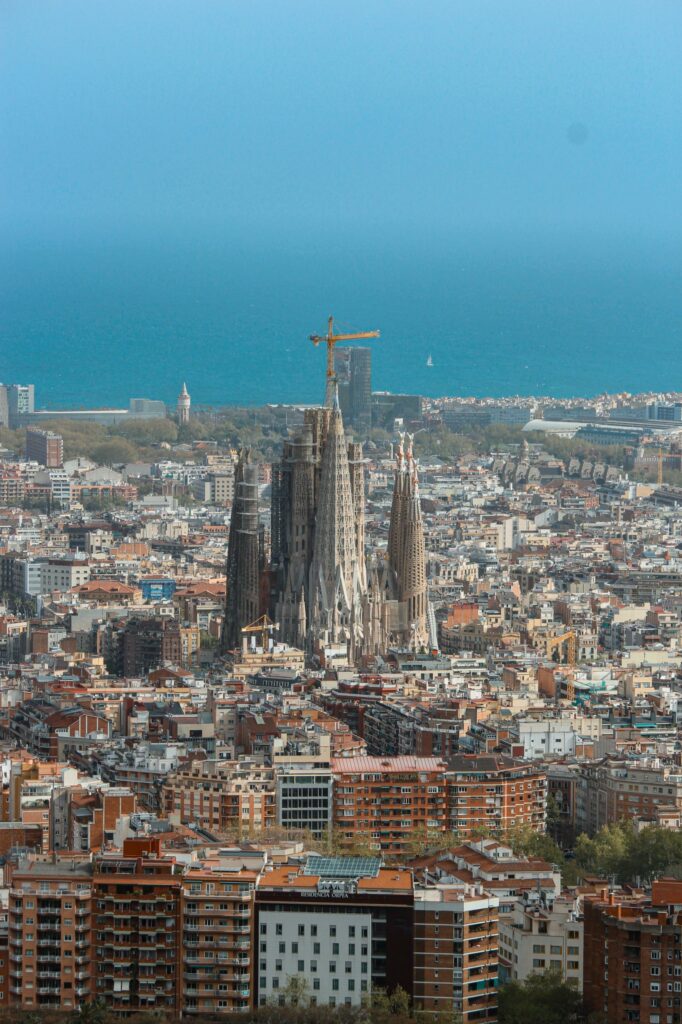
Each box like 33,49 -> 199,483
2,2 -> 682,408
3,0 -> 682,243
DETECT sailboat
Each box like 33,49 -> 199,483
426,354 -> 434,367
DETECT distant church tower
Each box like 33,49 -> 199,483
177,382 -> 191,424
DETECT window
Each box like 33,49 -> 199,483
313,943 -> 320,954
298,925 -> 305,937
330,926 -> 337,937
313,979 -> 320,991
333,943 -> 340,955
349,926 -> 356,937
298,960 -> 304,972
311,925 -> 317,937
345,961 -> 352,974
275,960 -> 282,972
276,924 -> 282,936
332,979 -> 339,992
279,943 -> 285,954
550,945 -> 562,955
310,961 -> 317,973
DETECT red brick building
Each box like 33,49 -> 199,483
446,755 -> 547,836
583,880 -> 682,1024
331,756 -> 449,856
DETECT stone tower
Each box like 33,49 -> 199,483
308,389 -> 366,651
222,449 -> 261,651
177,382 -> 191,424
388,433 -> 429,650
271,408 -> 329,647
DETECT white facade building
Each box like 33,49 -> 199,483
499,892 -> 583,989
258,905 -> 373,1006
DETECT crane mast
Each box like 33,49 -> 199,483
309,315 -> 380,407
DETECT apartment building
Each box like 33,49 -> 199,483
330,756 -> 448,856
9,701 -> 110,761
576,757 -> 682,835
92,849 -> 182,1015
414,883 -> 499,1024
254,855 -> 414,1009
8,858 -> 94,1012
25,429 -> 63,469
499,892 -> 582,990
446,755 -> 547,836
181,861 -> 260,1015
583,880 -> 682,1024
275,761 -> 333,838
163,758 -> 276,836
412,838 -> 561,914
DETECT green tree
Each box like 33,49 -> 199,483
498,971 -> 586,1024
92,438 -> 140,466
280,975 -> 310,1007
71,999 -> 112,1024
117,418 -> 178,445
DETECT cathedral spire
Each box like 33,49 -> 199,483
387,434 -> 428,650
309,398 -> 365,647
221,449 -> 261,651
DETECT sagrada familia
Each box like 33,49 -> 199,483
223,388 -> 431,662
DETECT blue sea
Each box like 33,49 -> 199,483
2,224 -> 681,410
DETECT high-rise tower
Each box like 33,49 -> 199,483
333,347 -> 372,432
222,449 -> 261,651
177,383 -> 191,424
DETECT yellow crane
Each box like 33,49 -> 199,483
241,610 -> 278,651
241,615 -> 279,653
309,315 -> 380,407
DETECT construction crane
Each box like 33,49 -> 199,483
658,447 -> 664,487
309,315 -> 380,407
241,615 -> 279,654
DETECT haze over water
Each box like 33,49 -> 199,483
2,1 -> 682,408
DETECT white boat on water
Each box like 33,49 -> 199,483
426,354 -> 434,367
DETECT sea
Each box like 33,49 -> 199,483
2,223 -> 681,410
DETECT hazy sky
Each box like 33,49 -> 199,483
3,0 -> 682,242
